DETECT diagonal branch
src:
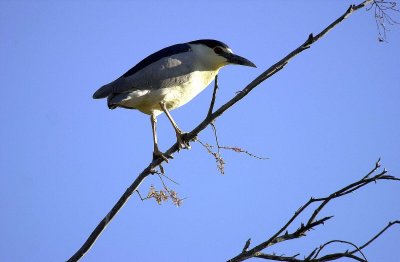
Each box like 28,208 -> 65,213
186,1 -> 374,144
67,1 -> 378,261
353,220 -> 400,252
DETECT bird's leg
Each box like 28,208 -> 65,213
159,102 -> 191,150
151,114 -> 173,162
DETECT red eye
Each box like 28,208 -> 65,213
214,47 -> 223,54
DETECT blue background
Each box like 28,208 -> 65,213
1,1 -> 399,261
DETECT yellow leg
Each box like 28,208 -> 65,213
151,114 -> 172,162
159,102 -> 191,149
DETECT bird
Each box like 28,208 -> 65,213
93,39 -> 256,161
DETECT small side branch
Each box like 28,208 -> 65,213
242,238 -> 251,253
137,172 -> 184,206
197,139 -> 268,174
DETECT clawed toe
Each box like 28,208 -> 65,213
177,133 -> 191,150
153,150 -> 173,162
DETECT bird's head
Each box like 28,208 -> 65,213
188,39 -> 256,70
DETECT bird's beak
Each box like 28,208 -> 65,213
222,52 -> 256,68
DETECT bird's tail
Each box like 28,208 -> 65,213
92,83 -> 113,99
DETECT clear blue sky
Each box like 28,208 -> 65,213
1,1 -> 399,261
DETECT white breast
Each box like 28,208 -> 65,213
120,69 -> 218,115
163,70 -> 218,110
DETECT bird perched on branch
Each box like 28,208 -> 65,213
93,39 -> 256,161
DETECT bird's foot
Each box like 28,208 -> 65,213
176,132 -> 191,150
153,150 -> 173,163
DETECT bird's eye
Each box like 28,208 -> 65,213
213,47 -> 223,54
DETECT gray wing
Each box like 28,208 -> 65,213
93,43 -> 193,99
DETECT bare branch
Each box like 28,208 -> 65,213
226,162 -> 399,262
356,220 -> 400,251
67,1 -> 388,261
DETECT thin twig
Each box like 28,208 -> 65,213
370,0 -> 400,41
207,74 -> 219,118
136,190 -> 147,201
210,122 -> 221,149
363,157 -> 381,179
197,139 -> 226,174
203,120 -> 267,172
210,122 -> 222,166
313,240 -> 368,261
159,173 -> 180,185
219,146 -> 269,160
310,223 -> 400,262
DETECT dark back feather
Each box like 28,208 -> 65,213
122,43 -> 191,78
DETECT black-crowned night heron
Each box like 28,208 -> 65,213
93,39 -> 256,161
